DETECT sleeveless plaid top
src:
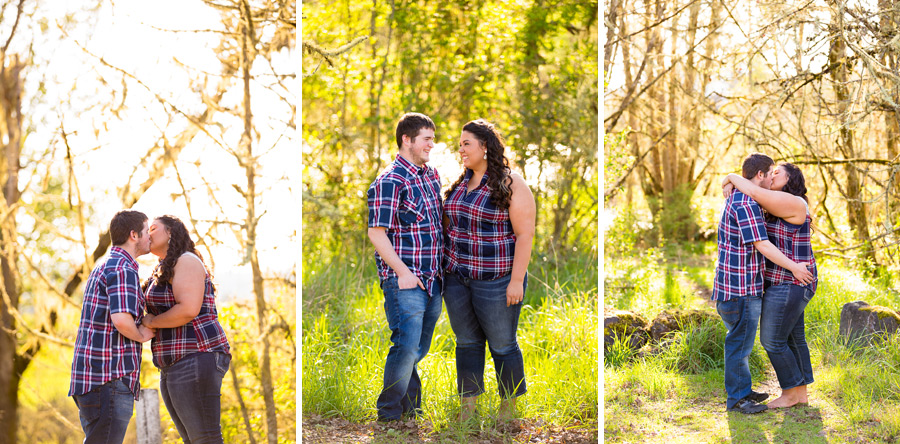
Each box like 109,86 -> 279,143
443,169 -> 516,280
764,212 -> 818,294
144,253 -> 230,368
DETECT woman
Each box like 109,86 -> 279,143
723,163 -> 817,408
141,215 -> 231,442
443,119 -> 536,422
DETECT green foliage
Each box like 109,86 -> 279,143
302,0 -> 598,262
604,333 -> 638,369
656,318 -> 766,375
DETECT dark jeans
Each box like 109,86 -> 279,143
717,294 -> 762,409
443,272 -> 527,399
760,283 -> 814,390
72,377 -> 134,444
159,352 -> 231,444
376,277 -> 442,421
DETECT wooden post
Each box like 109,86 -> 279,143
136,388 -> 162,444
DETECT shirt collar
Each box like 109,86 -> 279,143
462,168 -> 488,186
110,246 -> 139,270
395,154 -> 427,176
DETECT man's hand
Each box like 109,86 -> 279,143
790,262 -> 814,285
398,270 -> 426,290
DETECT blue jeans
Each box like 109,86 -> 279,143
760,283 -> 814,390
159,352 -> 230,444
376,277 -> 442,421
717,295 -> 762,409
72,377 -> 134,444
443,272 -> 527,399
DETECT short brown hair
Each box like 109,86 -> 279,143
109,210 -> 148,246
742,153 -> 774,180
395,113 -> 435,150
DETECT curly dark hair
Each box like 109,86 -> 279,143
148,215 -> 208,287
778,163 -> 808,203
444,119 -> 513,209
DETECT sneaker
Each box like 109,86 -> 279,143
727,398 -> 768,414
747,390 -> 769,403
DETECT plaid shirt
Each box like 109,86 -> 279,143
712,191 -> 768,302
367,155 -> 443,294
69,246 -> 144,400
765,214 -> 818,293
144,253 -> 230,368
443,170 -> 517,280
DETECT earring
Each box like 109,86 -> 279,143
483,150 -> 488,160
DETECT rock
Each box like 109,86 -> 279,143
649,309 -> 718,341
839,300 -> 900,342
604,307 -> 649,351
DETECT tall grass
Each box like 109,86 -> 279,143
302,243 -> 598,432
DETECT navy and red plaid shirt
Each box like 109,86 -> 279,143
765,213 -> 818,293
712,191 -> 768,302
69,246 -> 144,400
144,253 -> 230,368
367,155 -> 443,294
443,170 -> 517,280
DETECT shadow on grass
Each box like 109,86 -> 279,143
726,410 -> 767,443
771,405 -> 826,444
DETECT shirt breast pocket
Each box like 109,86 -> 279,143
398,196 -> 425,226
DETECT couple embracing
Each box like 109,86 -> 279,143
69,210 -> 230,443
714,153 -> 818,414
366,112 -> 535,423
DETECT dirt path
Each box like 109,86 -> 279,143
302,414 -> 598,443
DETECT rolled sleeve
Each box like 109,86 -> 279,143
368,178 -> 401,229
735,201 -> 767,245
106,267 -> 140,317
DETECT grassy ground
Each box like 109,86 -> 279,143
605,243 -> 900,443
302,244 -> 599,442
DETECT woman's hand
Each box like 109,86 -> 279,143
141,313 -> 156,329
506,279 -> 525,307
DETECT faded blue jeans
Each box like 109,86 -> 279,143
159,351 -> 231,444
376,277 -> 442,421
760,283 -> 814,390
72,377 -> 134,444
443,272 -> 527,399
717,294 -> 762,409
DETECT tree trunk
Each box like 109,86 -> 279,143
880,0 -> 900,225
0,53 -> 23,444
239,1 -> 278,442
829,1 -> 877,267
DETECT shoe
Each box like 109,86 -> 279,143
747,390 -> 769,403
727,398 -> 768,414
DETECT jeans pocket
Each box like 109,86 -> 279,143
74,389 -> 103,422
802,287 -> 813,303
215,353 -> 232,374
717,301 -> 742,327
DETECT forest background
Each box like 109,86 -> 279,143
302,0 -> 600,441
605,0 -> 900,442
0,1 -> 296,443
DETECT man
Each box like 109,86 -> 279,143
69,210 -> 155,443
713,153 -> 814,414
367,112 -> 443,422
